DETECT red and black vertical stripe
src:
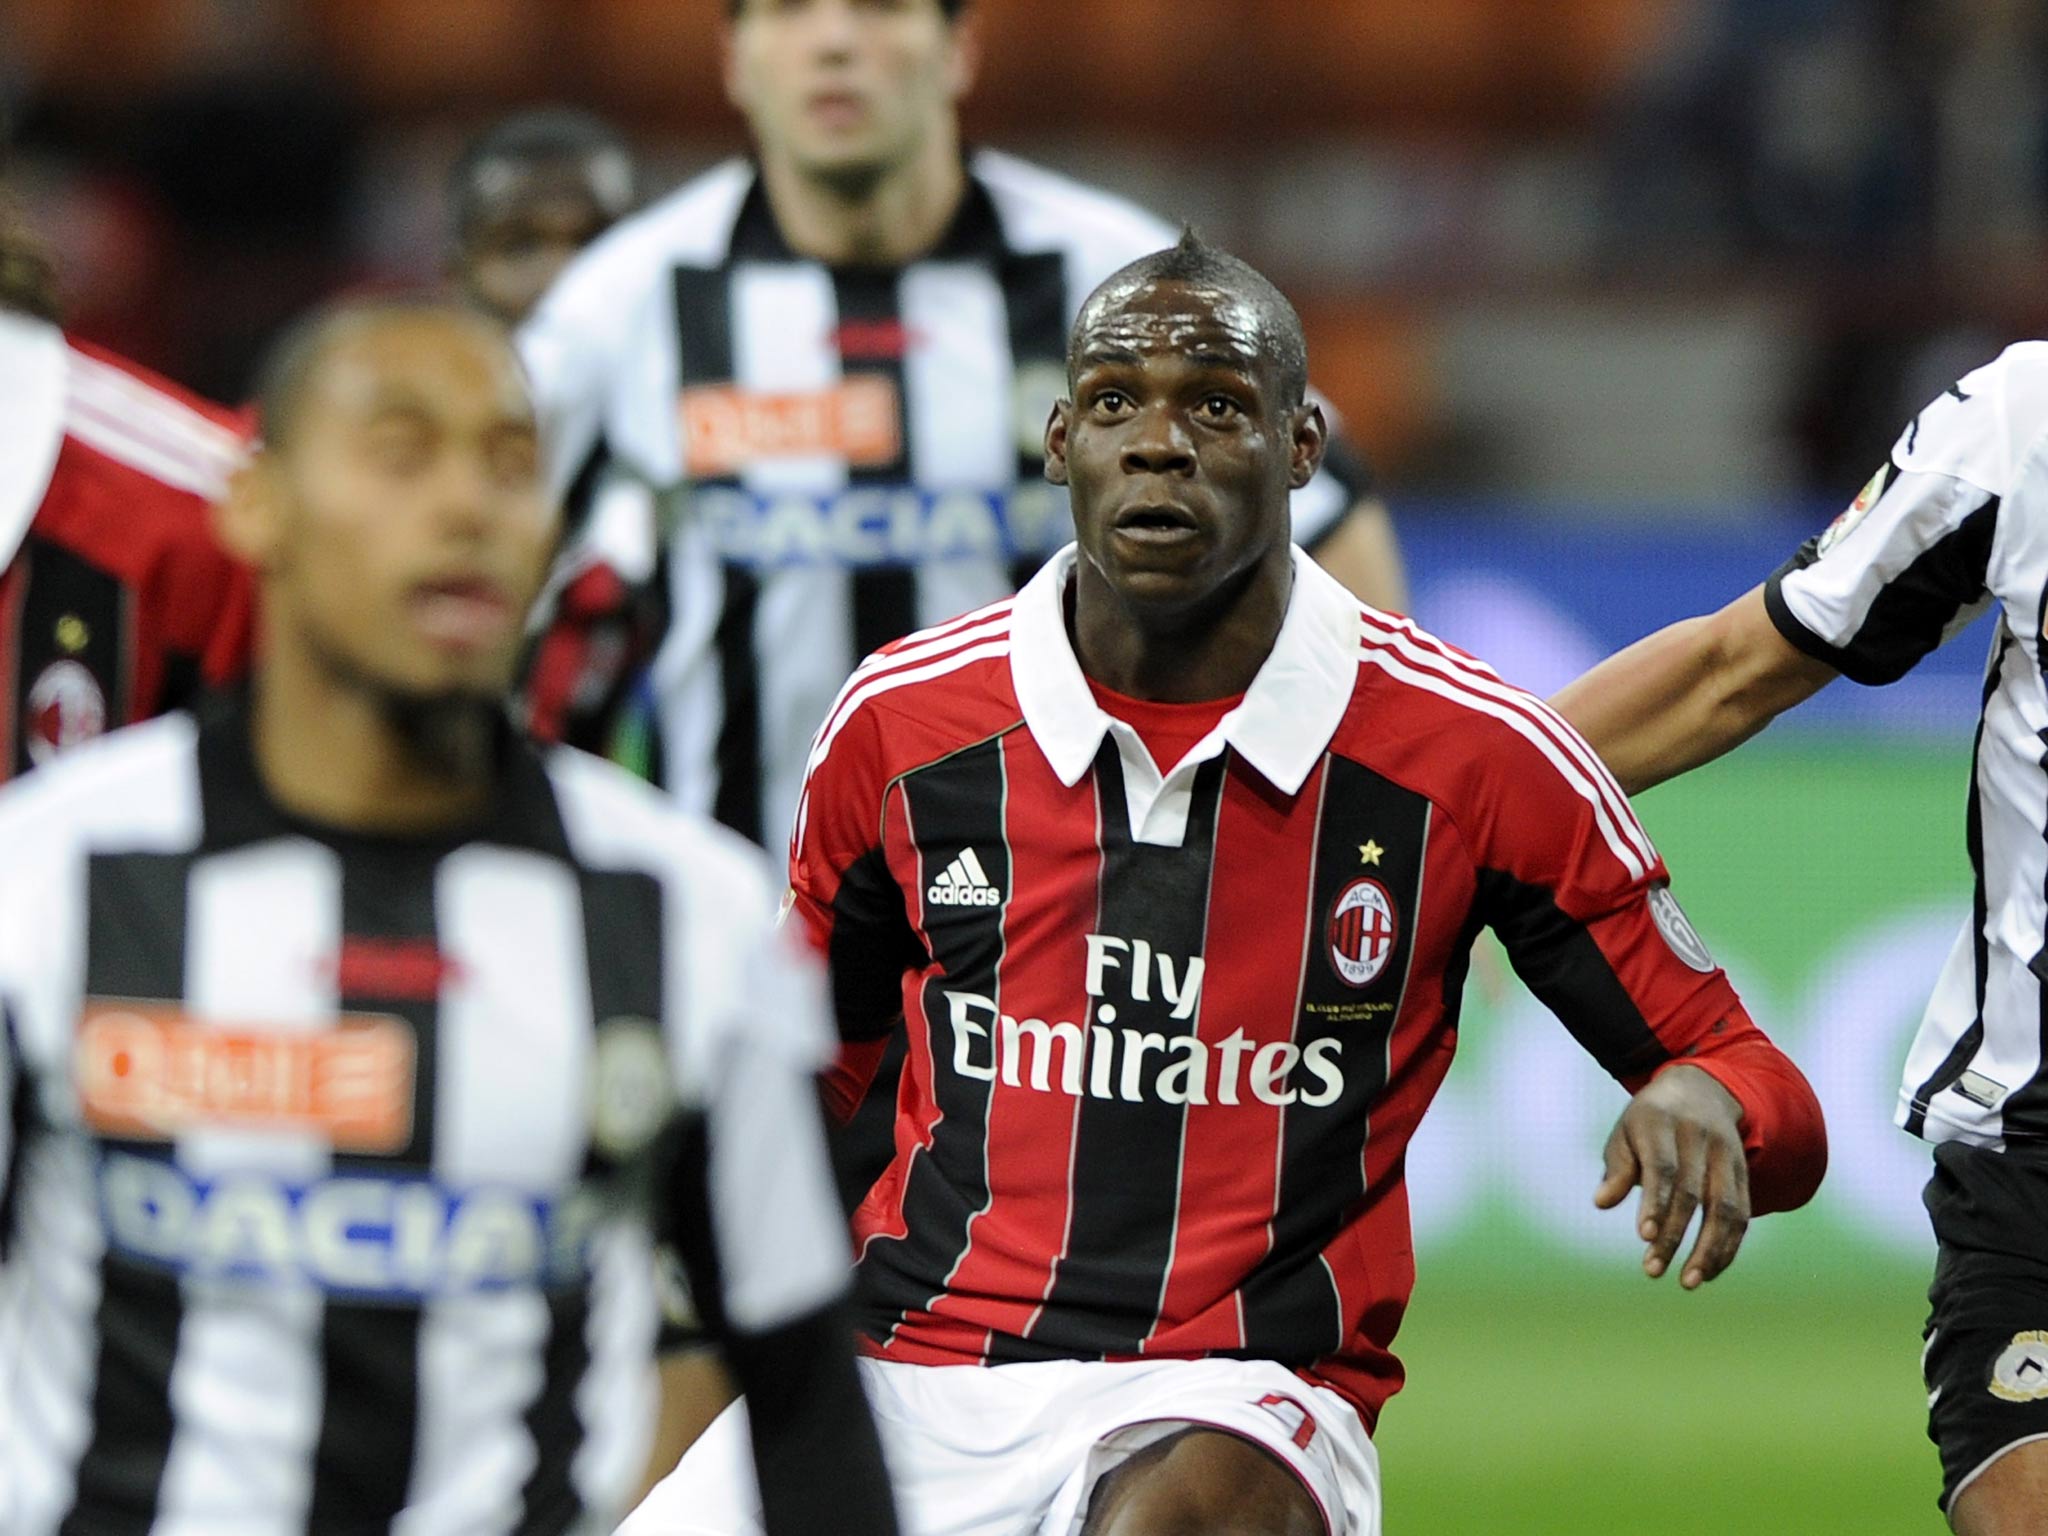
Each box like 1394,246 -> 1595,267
1018,746 -> 1226,1357
9,534 -> 130,778
1239,755 -> 1428,1357
858,736 -> 1011,1339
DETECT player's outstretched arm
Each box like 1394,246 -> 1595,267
1563,349 -> 2034,795
1550,584 -> 1837,796
1471,678 -> 1826,1286
1312,495 -> 1410,613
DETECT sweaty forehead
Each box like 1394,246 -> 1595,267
1073,278 -> 1271,374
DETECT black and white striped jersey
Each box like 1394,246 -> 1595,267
1767,341 -> 2048,1149
0,701 -> 855,1535
519,150 -> 1373,848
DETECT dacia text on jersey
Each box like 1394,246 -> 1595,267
942,933 -> 1346,1108
96,1151 -> 603,1300
697,485 -> 1070,569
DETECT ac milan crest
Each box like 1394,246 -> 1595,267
25,659 -> 107,766
1328,877 -> 1398,988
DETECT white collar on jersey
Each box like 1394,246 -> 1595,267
0,312 -> 69,572
1010,542 -> 1362,798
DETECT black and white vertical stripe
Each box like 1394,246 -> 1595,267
650,176 -> 1082,850
1764,342 -> 2048,1149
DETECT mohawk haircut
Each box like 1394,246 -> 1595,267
450,107 -> 635,241
253,295 -> 516,452
1068,228 -> 1310,408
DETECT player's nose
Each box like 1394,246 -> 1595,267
1119,409 -> 1197,477
427,451 -> 500,543
804,0 -> 863,57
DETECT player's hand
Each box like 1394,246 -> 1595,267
1592,1064 -> 1750,1290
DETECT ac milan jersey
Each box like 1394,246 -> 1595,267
791,546 -> 1826,1429
0,313 -> 252,780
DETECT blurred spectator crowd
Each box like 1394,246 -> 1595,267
5,0 -> 2047,506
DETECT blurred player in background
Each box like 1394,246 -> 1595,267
1555,349 -> 2048,1535
449,106 -> 638,330
520,0 -> 1411,1324
0,137 -> 252,780
623,235 -> 1824,1536
520,0 -> 1406,836
0,298 -> 897,1536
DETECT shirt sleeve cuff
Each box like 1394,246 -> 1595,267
1762,561 -> 1874,684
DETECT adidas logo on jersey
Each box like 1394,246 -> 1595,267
927,848 -> 1003,908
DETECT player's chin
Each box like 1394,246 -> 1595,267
794,139 -> 896,186
388,651 -> 521,708
1098,539 -> 1229,601
1097,563 -> 1221,618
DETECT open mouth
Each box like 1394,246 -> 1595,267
1113,505 -> 1202,542
1115,505 -> 1198,532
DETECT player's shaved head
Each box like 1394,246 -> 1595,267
0,110 -> 59,322
727,0 -> 967,15
254,297 -> 524,452
1069,229 -> 1308,409
450,107 -> 634,243
226,293 -> 553,784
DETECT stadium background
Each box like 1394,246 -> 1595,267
9,1 -> 2037,1529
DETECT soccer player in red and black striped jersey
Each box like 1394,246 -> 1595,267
622,234 -> 1829,1536
0,164 -> 253,779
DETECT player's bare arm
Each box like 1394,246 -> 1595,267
1312,494 -> 1409,613
1550,584 -> 1837,796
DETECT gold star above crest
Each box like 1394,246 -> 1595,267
1360,840 -> 1384,866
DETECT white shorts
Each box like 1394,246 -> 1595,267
615,1355 -> 1381,1536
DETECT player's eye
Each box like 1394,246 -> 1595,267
1092,390 -> 1131,416
485,431 -> 540,488
1198,395 -> 1243,421
364,426 -> 435,477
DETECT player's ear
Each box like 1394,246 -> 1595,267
720,18 -> 748,115
1288,401 -> 1328,491
1043,400 -> 1072,486
214,455 -> 285,572
945,7 -> 982,102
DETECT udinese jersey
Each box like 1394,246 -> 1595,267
0,312 -> 252,779
1767,341 -> 2048,1150
792,546 -> 1827,1430
0,700 -> 856,1535
519,150 -> 1374,847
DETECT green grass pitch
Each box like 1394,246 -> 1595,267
1374,1270 -> 1946,1534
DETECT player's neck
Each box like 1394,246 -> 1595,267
249,643 -> 496,837
757,129 -> 967,267
1070,551 -> 1292,704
